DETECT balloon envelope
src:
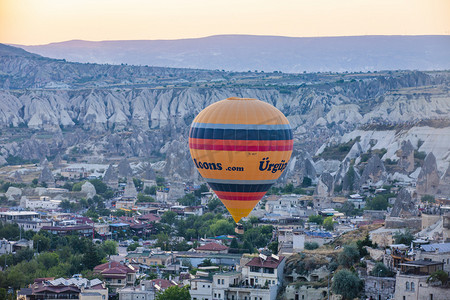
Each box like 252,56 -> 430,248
189,97 -> 293,222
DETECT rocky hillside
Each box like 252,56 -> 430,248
0,44 -> 449,185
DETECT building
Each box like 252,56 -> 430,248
41,225 -> 94,237
364,275 -> 396,300
242,254 -> 285,288
118,280 -> 156,300
394,260 -> 446,300
23,196 -> 61,210
195,243 -> 229,254
417,243 -> 450,275
17,276 -> 107,300
126,250 -> 175,268
93,261 -> 137,292
0,211 -> 39,223
16,219 -> 52,232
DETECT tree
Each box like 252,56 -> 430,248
301,176 -> 312,187
155,285 -> 190,300
427,270 -> 449,285
209,219 -> 234,236
370,262 -> 394,277
156,176 -> 165,186
82,242 -> 102,270
178,193 -> 199,206
268,241 -> 278,254
366,195 -> 388,210
339,202 -> 358,216
323,216 -> 335,231
230,238 -> 239,250
144,185 -> 157,195
338,244 -> 360,268
332,269 -> 362,300
207,198 -> 223,211
161,211 -> 178,225
308,215 -> 323,225
102,240 -> 118,256
421,194 -> 435,203
33,234 -> 51,252
89,179 -> 108,194
194,184 -> 209,198
393,229 -> 414,245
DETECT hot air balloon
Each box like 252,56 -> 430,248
189,97 -> 293,223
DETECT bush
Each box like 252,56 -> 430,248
304,242 -> 319,250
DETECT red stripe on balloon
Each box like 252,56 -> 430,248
214,191 -> 267,201
189,138 -> 293,151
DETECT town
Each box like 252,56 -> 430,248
0,143 -> 449,300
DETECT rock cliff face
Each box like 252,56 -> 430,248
390,189 -> 417,218
397,140 -> 415,173
361,155 -> 387,186
0,44 -> 449,182
416,153 -> 440,195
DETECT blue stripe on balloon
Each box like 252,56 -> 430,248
189,127 -> 293,141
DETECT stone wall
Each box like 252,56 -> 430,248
385,216 -> 421,231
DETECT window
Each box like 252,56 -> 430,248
411,282 -> 415,291
214,294 -> 217,298
217,279 -> 220,284
382,282 -> 384,289
406,282 -> 409,290
118,279 -> 122,284
430,293 -> 433,300
222,279 -> 224,284
374,282 -> 376,288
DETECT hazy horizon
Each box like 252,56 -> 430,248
1,0 -> 449,45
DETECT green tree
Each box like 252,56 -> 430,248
338,244 -> 360,268
89,179 -> 108,194
301,176 -> 312,187
370,262 -> 394,277
209,219 -> 234,236
72,181 -> 84,191
268,241 -> 278,254
102,240 -> 118,256
127,242 -> 139,252
137,193 -> 155,203
242,240 -> 254,253
393,229 -> 414,245
194,184 -> 209,198
207,198 -> 223,211
332,269 -> 362,300
156,176 -> 165,186
82,242 -> 102,270
366,195 -> 389,210
427,270 -> 449,285
155,285 -> 190,300
36,252 -> 59,269
230,238 -> 239,249
178,193 -> 199,206
144,185 -> 157,195
308,215 -> 323,225
33,234 -> 51,252
161,211 -> 178,225
339,202 -> 358,216
323,216 -> 335,231
421,194 -> 435,203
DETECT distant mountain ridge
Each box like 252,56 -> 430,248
12,35 -> 450,73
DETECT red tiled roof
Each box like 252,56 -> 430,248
138,214 -> 161,222
246,255 -> 285,269
94,261 -> 136,274
151,279 -> 176,290
195,242 -> 228,252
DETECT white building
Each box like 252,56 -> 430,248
0,211 -> 39,223
24,196 -> 61,210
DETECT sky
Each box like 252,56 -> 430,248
1,0 -> 449,45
